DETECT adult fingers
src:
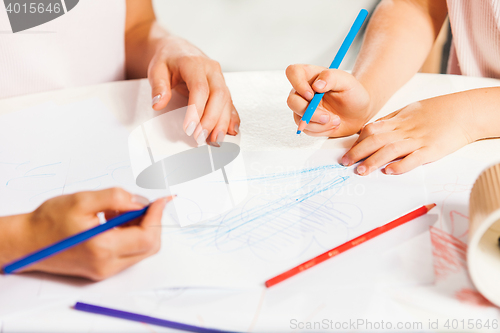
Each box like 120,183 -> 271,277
148,57 -> 172,111
72,188 -> 149,215
179,63 -> 210,137
385,147 -> 435,175
192,72 -> 231,145
228,103 -> 240,136
86,250 -> 158,281
355,139 -> 419,176
208,100 -> 232,144
111,197 -> 171,257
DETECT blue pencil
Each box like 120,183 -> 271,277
296,9 -> 368,134
74,302 -> 233,333
2,206 -> 151,274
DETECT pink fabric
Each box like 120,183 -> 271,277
0,0 -> 126,100
447,0 -> 500,78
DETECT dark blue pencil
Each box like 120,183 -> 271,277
297,9 -> 368,134
74,302 -> 234,333
2,206 -> 150,274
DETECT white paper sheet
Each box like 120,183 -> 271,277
38,149 -> 428,295
0,97 -> 429,298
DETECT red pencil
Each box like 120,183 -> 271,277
265,203 -> 436,288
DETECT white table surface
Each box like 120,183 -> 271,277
1,71 -> 500,332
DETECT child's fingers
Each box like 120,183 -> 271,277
287,91 -> 337,124
293,112 -> 340,134
342,131 -> 401,166
148,57 -> 173,111
355,139 -> 419,176
353,120 -> 396,146
285,64 -> 318,101
311,69 -> 359,94
384,148 -> 434,175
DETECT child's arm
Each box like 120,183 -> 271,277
0,188 -> 169,280
343,87 -> 500,175
124,0 -> 239,145
286,0 -> 448,137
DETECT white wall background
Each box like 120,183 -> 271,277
153,0 -> 379,72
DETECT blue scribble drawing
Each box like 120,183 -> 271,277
6,162 -> 62,187
173,164 -> 364,261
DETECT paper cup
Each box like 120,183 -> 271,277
468,163 -> 500,307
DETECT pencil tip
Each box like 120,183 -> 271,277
297,130 -> 301,135
425,203 -> 437,211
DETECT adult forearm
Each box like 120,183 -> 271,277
125,20 -> 168,79
353,0 -> 448,117
0,213 -> 31,266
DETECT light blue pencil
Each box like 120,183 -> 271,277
297,9 -> 368,134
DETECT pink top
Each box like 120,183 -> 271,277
447,0 -> 500,78
0,0 -> 126,100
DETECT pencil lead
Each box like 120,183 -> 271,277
297,130 -> 301,135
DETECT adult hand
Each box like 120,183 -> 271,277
13,188 -> 172,281
148,37 -> 240,146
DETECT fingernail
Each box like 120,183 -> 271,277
332,116 -> 341,126
152,94 -> 162,107
132,194 -> 150,206
216,130 -> 225,144
196,129 -> 208,146
385,168 -> 393,175
164,195 -> 176,204
185,121 -> 196,136
209,141 -> 220,147
304,91 -> 313,100
313,80 -> 326,90
234,124 -> 239,134
357,165 -> 366,175
341,156 -> 350,166
319,114 -> 330,124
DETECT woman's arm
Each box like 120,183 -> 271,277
124,0 -> 240,145
0,188 -> 169,280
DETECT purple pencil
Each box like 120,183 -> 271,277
74,302 -> 234,333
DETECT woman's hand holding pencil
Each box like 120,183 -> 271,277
0,188 -> 173,281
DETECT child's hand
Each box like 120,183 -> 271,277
286,64 -> 372,137
16,188 -> 172,281
148,37 -> 240,146
341,94 -> 475,176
